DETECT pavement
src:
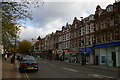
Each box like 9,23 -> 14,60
2,55 -> 21,79
0,56 -> 2,80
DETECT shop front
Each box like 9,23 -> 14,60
52,50 -> 56,60
94,41 -> 120,67
80,47 -> 95,65
56,50 -> 63,60
69,48 -> 80,63
63,49 -> 70,62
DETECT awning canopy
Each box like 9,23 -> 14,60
79,41 -> 120,54
94,41 -> 120,48
80,47 -> 93,54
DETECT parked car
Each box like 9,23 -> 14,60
17,55 -> 23,61
16,53 -> 23,61
19,56 -> 38,72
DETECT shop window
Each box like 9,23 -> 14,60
101,56 -> 106,63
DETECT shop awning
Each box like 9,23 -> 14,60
94,41 -> 120,48
80,47 -> 93,54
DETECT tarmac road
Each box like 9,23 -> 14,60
20,58 -> 119,79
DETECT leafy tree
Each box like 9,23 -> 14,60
1,2 -> 32,23
2,23 -> 20,49
1,1 -> 42,23
1,1 -> 42,50
9,46 -> 19,52
19,40 -> 31,55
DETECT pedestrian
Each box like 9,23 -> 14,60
81,59 -> 84,65
4,54 -> 7,60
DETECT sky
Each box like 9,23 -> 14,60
19,0 -> 115,41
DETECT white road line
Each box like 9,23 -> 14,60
63,67 -> 79,72
88,74 -> 113,79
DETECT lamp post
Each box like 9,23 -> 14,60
92,40 -> 96,65
11,26 -> 17,64
12,25 -> 21,63
80,40 -> 86,65
13,35 -> 16,63
84,44 -> 86,65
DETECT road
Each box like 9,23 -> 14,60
20,58 -> 119,79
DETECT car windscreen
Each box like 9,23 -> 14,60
22,58 -> 36,63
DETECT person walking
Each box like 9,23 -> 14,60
4,54 -> 7,60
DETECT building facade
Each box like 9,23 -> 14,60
33,1 -> 120,67
94,2 -> 120,67
80,14 -> 95,65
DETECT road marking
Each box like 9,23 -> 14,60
63,67 -> 79,72
25,73 -> 30,80
88,74 -> 113,79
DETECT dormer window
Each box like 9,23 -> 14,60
106,5 -> 113,12
89,15 -> 94,20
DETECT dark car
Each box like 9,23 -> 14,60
17,55 -> 23,61
16,53 -> 23,61
19,57 -> 38,72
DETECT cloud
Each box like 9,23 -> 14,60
19,1 -> 115,41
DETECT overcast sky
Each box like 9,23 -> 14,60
19,0 -> 115,41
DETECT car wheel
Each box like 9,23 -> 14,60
19,70 -> 22,73
19,69 -> 23,73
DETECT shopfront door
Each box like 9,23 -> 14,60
112,52 -> 116,67
95,56 -> 98,65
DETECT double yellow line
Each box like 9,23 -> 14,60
24,73 -> 30,80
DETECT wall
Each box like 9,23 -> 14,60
95,46 -> 120,67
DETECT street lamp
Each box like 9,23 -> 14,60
84,45 -> 86,65
80,40 -> 86,65
92,40 -> 96,65
12,26 -> 18,64
12,25 -> 21,63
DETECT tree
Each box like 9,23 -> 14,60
1,1 -> 42,50
1,1 -> 42,23
9,46 -> 19,52
1,2 -> 32,23
19,40 -> 31,55
1,2 -> 30,50
2,23 -> 20,49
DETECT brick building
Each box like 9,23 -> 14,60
94,2 -> 120,66
80,14 -> 95,65
33,1 -> 120,66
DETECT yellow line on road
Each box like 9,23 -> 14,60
25,73 -> 30,80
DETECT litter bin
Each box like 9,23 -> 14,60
11,57 -> 14,63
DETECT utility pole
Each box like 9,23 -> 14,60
13,26 -> 17,64
84,18 -> 86,65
